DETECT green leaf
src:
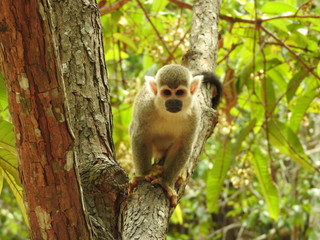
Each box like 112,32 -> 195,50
105,49 -> 129,61
0,168 -> 3,195
267,121 -> 314,172
267,63 -> 289,93
232,118 -> 256,155
113,33 -> 138,51
267,19 -> 291,33
171,204 -> 183,225
317,62 -> 320,76
0,149 -> 20,186
0,120 -> 17,155
3,170 -> 29,226
143,55 -> 154,71
152,0 -> 169,12
289,91 -> 318,132
249,95 -> 265,134
264,77 -> 276,113
0,72 -> 8,111
261,2 -> 296,14
206,141 -> 232,213
251,147 -> 279,220
286,69 -> 306,103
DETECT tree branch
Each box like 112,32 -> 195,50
99,0 -> 130,15
120,0 -> 221,239
259,24 -> 320,80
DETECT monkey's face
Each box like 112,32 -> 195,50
145,66 -> 202,115
156,86 -> 193,114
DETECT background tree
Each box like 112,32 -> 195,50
1,0 -> 320,239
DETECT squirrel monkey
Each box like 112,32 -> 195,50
129,64 -> 222,206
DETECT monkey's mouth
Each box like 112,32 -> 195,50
165,99 -> 182,113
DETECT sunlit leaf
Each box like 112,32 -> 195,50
0,149 -> 20,186
251,147 -> 279,220
266,19 -> 291,33
261,2 -> 296,14
0,120 -> 17,155
143,55 -> 154,71
267,63 -> 289,93
0,73 -> 8,112
206,140 -> 232,213
171,204 -> 183,225
289,91 -> 318,132
152,0 -> 169,13
232,118 -> 256,155
286,69 -> 306,103
0,168 -> 3,195
113,33 -> 138,51
267,121 -> 314,172
105,49 -> 129,61
3,171 -> 29,226
263,77 -> 276,113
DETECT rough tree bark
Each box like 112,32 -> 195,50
0,0 -> 126,239
120,0 -> 221,239
0,0 -> 220,239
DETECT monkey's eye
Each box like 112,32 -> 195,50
162,89 -> 172,97
176,89 -> 185,96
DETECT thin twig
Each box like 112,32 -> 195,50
217,43 -> 243,65
99,0 -> 130,15
260,24 -> 320,80
262,14 -> 320,22
135,0 -> 175,60
265,42 -> 314,53
169,0 -> 192,10
165,28 -> 190,64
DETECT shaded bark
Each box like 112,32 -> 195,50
0,1 -> 91,239
120,0 -> 221,239
0,0 -> 127,239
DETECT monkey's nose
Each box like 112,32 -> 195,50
165,99 -> 182,113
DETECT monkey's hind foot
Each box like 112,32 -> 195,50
151,178 -> 178,207
128,176 -> 147,194
145,165 -> 164,182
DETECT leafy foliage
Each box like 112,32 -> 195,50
0,74 -> 29,239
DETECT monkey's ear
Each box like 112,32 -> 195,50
145,76 -> 158,94
190,75 -> 203,94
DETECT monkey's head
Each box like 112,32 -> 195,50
145,65 -> 203,114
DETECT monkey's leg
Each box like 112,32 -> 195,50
129,137 -> 153,193
151,139 -> 193,206
162,140 -> 192,187
131,137 -> 152,176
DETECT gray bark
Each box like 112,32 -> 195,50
120,0 -> 221,239
43,0 -> 128,239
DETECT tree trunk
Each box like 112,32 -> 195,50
0,0 -> 126,239
0,0 -> 220,239
0,1 -> 91,239
120,0 -> 221,239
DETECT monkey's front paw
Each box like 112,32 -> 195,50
128,176 -> 147,193
145,165 -> 164,182
151,178 -> 178,207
